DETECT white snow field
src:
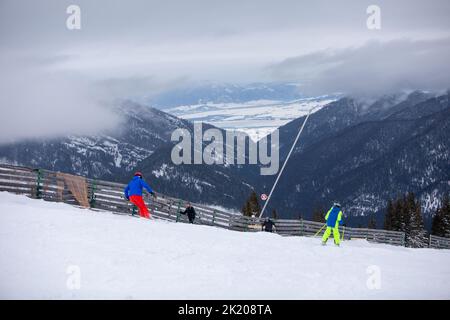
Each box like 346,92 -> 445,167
166,97 -> 336,141
0,192 -> 449,300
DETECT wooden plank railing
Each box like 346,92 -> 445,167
0,163 -> 427,248
0,164 -> 235,228
429,235 -> 450,249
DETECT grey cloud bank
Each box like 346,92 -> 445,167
0,0 -> 449,142
267,37 -> 450,96
0,57 -> 122,144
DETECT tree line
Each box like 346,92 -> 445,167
384,192 -> 428,247
384,192 -> 450,247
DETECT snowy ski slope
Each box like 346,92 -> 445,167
0,192 -> 449,299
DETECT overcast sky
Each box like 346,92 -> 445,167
0,0 -> 449,142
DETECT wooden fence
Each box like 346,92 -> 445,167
0,164 -> 234,229
1,164 -> 447,249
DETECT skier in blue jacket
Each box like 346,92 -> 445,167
124,172 -> 156,218
322,202 -> 344,246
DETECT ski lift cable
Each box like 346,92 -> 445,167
259,105 -> 319,218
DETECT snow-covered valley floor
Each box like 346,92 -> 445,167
0,192 -> 449,299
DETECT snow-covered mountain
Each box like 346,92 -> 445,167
0,101 -> 190,178
258,91 -> 450,223
1,89 -> 448,226
0,100 -> 258,209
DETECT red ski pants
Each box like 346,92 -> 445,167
129,195 -> 151,218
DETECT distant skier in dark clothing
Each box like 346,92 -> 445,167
124,172 -> 156,219
262,218 -> 276,233
180,202 -> 196,224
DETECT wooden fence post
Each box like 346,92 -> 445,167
166,200 -> 172,219
212,210 -> 216,226
34,168 -> 43,199
176,200 -> 182,222
89,180 -> 97,208
229,215 -> 235,230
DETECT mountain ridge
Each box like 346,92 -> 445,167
1,91 -> 448,227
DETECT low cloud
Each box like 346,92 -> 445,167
0,54 -> 122,144
94,76 -> 190,103
1,1 -> 449,144
267,37 -> 450,97
0,50 -> 189,144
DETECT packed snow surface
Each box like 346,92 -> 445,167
0,192 -> 449,299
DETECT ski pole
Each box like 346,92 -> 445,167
314,224 -> 326,237
341,226 -> 345,242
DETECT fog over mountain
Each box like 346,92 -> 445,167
1,0 -> 449,142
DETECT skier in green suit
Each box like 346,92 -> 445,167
322,203 -> 344,246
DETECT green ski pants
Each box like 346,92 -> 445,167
322,226 -> 341,245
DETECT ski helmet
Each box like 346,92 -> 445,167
134,171 -> 143,177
